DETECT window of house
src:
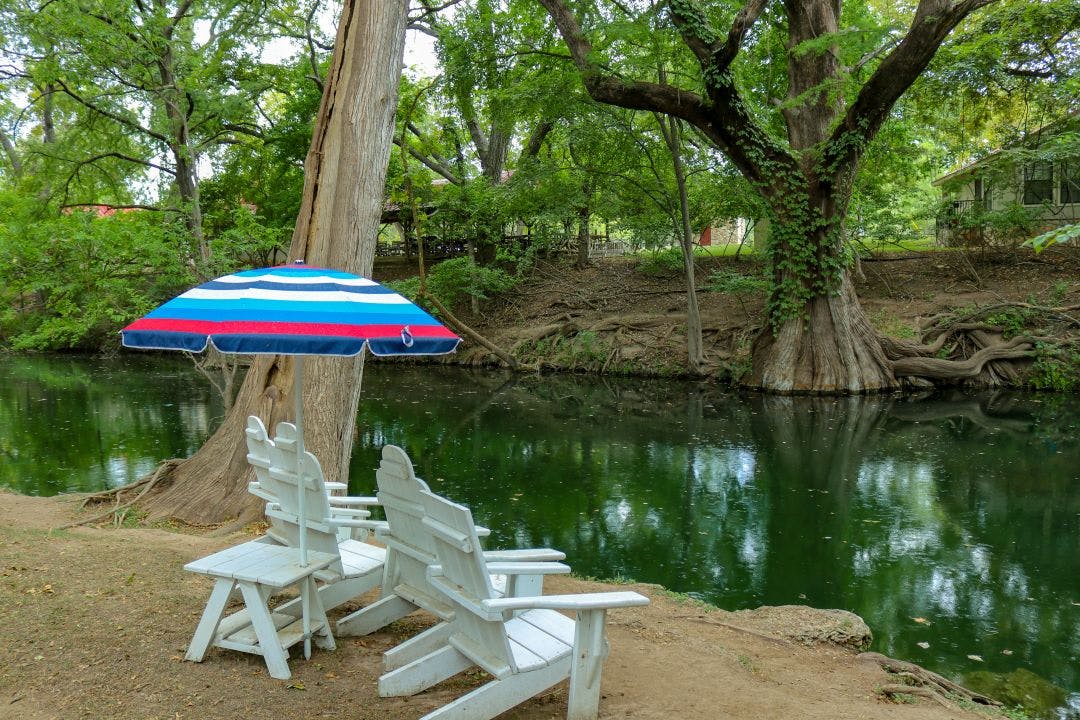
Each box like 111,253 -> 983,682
1061,162 -> 1079,205
1023,161 -> 1054,205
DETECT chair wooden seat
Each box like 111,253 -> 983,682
184,417 -> 386,679
245,416 -> 385,611
503,609 -> 575,673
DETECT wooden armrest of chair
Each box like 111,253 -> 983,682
481,561 -> 571,576
481,548 -> 566,562
482,590 -> 649,614
328,495 -> 380,507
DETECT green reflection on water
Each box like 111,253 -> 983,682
348,366 -> 1080,717
3,355 -> 1078,716
0,354 -> 223,495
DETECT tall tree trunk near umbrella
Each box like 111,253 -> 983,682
137,0 -> 410,526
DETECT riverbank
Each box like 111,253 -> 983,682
372,247 -> 1080,389
0,491 -> 1006,720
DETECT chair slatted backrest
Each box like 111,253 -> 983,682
245,416 -> 287,503
419,489 -> 515,677
375,446 -> 437,581
266,421 -> 344,575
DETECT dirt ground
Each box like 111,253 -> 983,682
0,491 -> 1005,720
405,246 -> 1080,380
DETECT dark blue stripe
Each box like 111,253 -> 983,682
123,329 -> 459,357
121,330 -> 210,352
368,337 -> 461,356
209,334 -> 367,356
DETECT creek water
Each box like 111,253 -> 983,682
2,355 -> 1078,717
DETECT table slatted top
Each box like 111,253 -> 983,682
185,540 -> 337,587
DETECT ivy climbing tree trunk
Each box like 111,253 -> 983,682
140,0 -> 410,525
539,0 -> 1000,393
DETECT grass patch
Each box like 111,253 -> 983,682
870,309 -> 918,339
704,268 -> 768,295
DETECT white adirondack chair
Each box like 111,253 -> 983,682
337,445 -> 568,672
184,419 -> 385,679
245,416 -> 385,613
379,489 -> 650,720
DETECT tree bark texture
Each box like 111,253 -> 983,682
141,0 -> 409,525
749,271 -> 896,393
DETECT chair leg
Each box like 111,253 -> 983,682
505,573 -> 544,599
567,610 -> 609,720
301,577 -> 336,652
378,644 -> 473,697
337,593 -> 417,636
383,621 -> 453,671
238,581 -> 293,680
419,661 -> 568,720
185,578 -> 234,663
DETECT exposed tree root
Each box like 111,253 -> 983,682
56,459 -> 183,530
891,336 -> 1035,379
881,298 -> 1078,386
858,652 -> 1000,708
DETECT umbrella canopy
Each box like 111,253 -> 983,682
120,264 -> 460,357
121,262 -> 460,574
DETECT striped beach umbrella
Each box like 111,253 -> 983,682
120,263 -> 460,357
122,262 -> 460,570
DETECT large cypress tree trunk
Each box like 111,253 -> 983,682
746,1 -> 898,393
749,270 -> 897,393
141,0 -> 409,525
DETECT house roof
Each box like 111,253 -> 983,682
931,111 -> 1080,187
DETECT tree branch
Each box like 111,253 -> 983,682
825,0 -> 1001,175
0,127 -> 22,176
521,119 -> 555,160
393,137 -> 464,184
51,78 -> 171,144
538,0 -> 791,193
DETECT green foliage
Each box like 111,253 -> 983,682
389,257 -> 518,309
1024,223 -> 1080,254
519,331 -> 610,370
205,206 -> 289,275
704,268 -> 768,295
636,248 -> 684,276
984,308 -> 1035,340
0,197 -> 192,350
1026,343 -> 1080,392
939,200 -> 1042,248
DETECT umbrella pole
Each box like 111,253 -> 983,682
294,355 -> 312,660
294,356 -> 308,568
